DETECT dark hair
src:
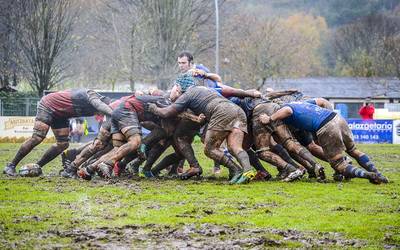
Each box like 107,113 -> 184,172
178,51 -> 193,63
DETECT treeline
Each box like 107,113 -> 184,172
0,0 -> 399,94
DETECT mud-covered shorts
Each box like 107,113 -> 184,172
208,102 -> 247,133
110,107 -> 141,136
316,114 -> 356,159
35,102 -> 69,129
251,102 -> 283,135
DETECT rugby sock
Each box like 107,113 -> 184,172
236,150 -> 252,172
152,153 -> 182,174
344,165 -> 368,179
298,148 -> 317,167
247,149 -> 267,172
271,144 -> 302,169
178,142 -> 200,168
119,152 -> 137,169
142,143 -> 165,171
37,143 -> 68,167
219,154 -> 242,178
357,154 -> 379,173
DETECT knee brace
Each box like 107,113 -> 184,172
57,141 -> 70,150
345,145 -> 357,155
112,133 -> 126,147
330,157 -> 348,173
55,134 -> 70,143
255,146 -> 270,156
123,126 -> 141,138
33,128 -> 48,139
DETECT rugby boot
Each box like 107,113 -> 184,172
3,163 -> 17,176
332,171 -> 345,182
61,149 -> 79,168
60,162 -> 78,179
277,164 -> 297,180
367,172 -> 387,185
77,166 -> 95,181
235,170 -> 257,184
307,169 -> 317,179
283,168 -> 305,182
140,170 -> 155,178
221,157 -> 242,182
229,172 -> 242,184
98,161 -> 113,179
315,164 -> 326,182
127,157 -> 144,175
377,173 -> 389,183
253,170 -> 272,181
113,161 -> 122,177
180,166 -> 203,180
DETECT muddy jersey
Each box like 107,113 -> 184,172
229,97 -> 268,120
193,64 -> 218,88
119,95 -> 170,121
272,91 -> 304,105
41,89 -> 109,118
172,86 -> 229,118
282,102 -> 334,132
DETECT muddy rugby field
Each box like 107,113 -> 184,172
1,143 -> 399,249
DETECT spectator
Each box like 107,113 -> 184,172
359,98 -> 375,120
70,118 -> 84,143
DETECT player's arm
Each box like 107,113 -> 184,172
148,104 -> 179,118
314,98 -> 333,110
87,90 -> 113,116
178,112 -> 206,124
264,89 -> 298,99
191,69 -> 222,84
220,84 -> 261,98
259,106 -> 293,124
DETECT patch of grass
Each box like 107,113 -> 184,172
0,143 -> 399,248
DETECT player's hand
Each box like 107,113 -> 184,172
251,89 -> 262,98
198,113 -> 206,123
192,69 -> 207,78
148,103 -> 158,113
259,113 -> 271,124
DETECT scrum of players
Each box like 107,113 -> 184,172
3,52 -> 388,185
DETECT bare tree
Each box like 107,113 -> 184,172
0,0 -> 21,89
221,14 -> 327,89
120,0 -> 216,89
332,13 -> 400,77
15,0 -> 77,96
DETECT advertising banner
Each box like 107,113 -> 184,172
0,116 -> 54,138
347,119 -> 393,144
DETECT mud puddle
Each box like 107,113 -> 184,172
35,223 -> 369,249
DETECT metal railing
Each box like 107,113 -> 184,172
385,103 -> 400,112
0,98 -> 39,116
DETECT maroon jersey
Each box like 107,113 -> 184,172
118,95 -> 170,121
41,89 -> 111,118
110,96 -> 130,110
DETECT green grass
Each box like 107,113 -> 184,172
0,143 -> 399,248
